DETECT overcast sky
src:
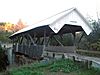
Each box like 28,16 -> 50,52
0,0 -> 99,25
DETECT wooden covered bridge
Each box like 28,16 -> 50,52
9,8 -> 92,62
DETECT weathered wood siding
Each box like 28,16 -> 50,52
13,45 -> 76,59
13,45 -> 43,58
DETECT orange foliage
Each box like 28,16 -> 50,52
0,19 -> 27,32
0,25 -> 5,31
5,22 -> 14,32
14,19 -> 27,32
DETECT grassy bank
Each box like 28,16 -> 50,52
6,59 -> 100,75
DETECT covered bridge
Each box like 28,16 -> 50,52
9,8 -> 92,59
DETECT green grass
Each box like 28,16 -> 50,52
7,59 -> 100,75
77,68 -> 100,75
49,59 -> 80,73
7,60 -> 53,75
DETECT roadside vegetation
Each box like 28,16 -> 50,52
78,19 -> 100,50
0,44 -> 9,72
6,59 -> 100,75
0,31 -> 12,43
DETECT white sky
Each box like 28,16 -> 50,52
0,0 -> 99,25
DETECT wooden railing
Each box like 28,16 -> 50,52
45,46 -> 76,53
76,49 -> 100,57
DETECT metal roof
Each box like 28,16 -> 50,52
10,7 -> 92,38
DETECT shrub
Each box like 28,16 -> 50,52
49,59 -> 80,73
0,44 -> 9,71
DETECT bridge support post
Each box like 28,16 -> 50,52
84,60 -> 92,69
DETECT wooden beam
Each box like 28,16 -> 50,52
77,32 -> 85,49
78,32 -> 85,43
19,36 -> 23,44
43,30 -> 46,46
24,35 -> 32,46
52,36 -> 64,46
46,35 -> 52,46
43,30 -> 46,50
41,37 -> 44,45
59,35 -> 63,40
72,32 -> 76,46
35,37 -> 40,44
28,34 -> 35,45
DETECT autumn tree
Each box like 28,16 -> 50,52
0,22 -> 6,31
14,19 -> 27,32
4,22 -> 14,32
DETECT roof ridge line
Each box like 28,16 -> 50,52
33,7 -> 76,25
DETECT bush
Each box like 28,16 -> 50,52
49,59 -> 80,73
0,31 -> 12,43
0,44 -> 9,72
